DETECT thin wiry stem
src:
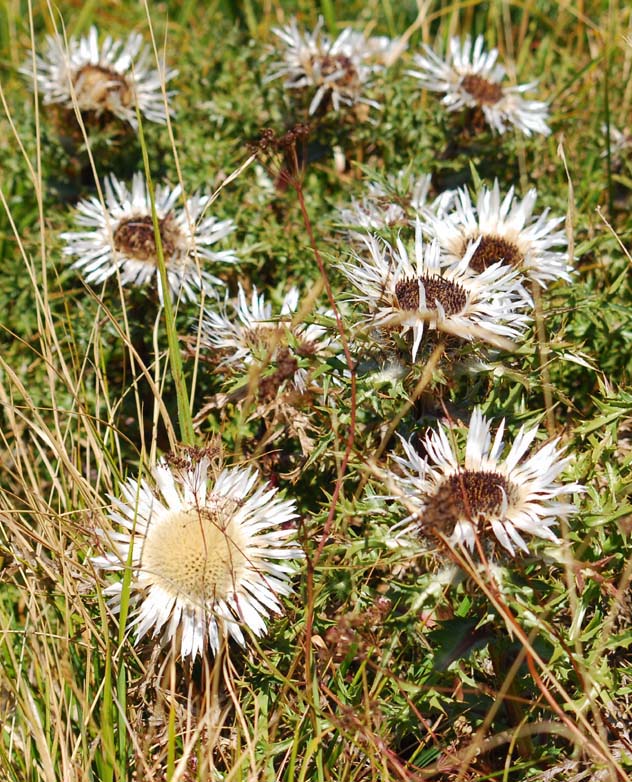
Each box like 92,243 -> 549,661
277,140 -> 358,708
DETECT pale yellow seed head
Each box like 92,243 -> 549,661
72,64 -> 134,111
141,502 -> 248,604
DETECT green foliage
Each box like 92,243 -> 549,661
1,1 -> 632,780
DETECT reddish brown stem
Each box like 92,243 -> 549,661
280,144 -> 358,698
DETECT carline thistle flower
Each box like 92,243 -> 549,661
199,285 -> 333,394
340,222 -> 532,360
337,169 -> 455,234
23,25 -> 177,126
265,16 -> 398,115
93,453 -> 303,660
390,408 -> 582,557
407,35 -> 550,136
423,180 -> 571,288
61,172 -> 237,305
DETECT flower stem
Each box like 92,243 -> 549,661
489,641 -> 534,760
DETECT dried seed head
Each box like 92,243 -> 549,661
395,275 -> 468,315
423,470 -> 518,536
465,234 -> 523,272
460,74 -> 504,105
113,214 -> 184,266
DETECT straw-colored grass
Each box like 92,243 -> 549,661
1,1 -> 632,780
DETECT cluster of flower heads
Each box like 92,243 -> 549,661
332,158 -> 578,560
341,225 -> 533,358
339,178 -> 570,359
24,22 -> 552,140
24,20 -> 582,662
266,22 -> 550,136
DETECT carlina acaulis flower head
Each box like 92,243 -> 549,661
407,35 -> 550,137
61,172 -> 238,305
265,16 -> 399,116
198,284 -> 334,393
23,25 -> 177,127
423,180 -> 571,288
93,449 -> 303,660
389,408 -> 583,557
340,220 -> 533,360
